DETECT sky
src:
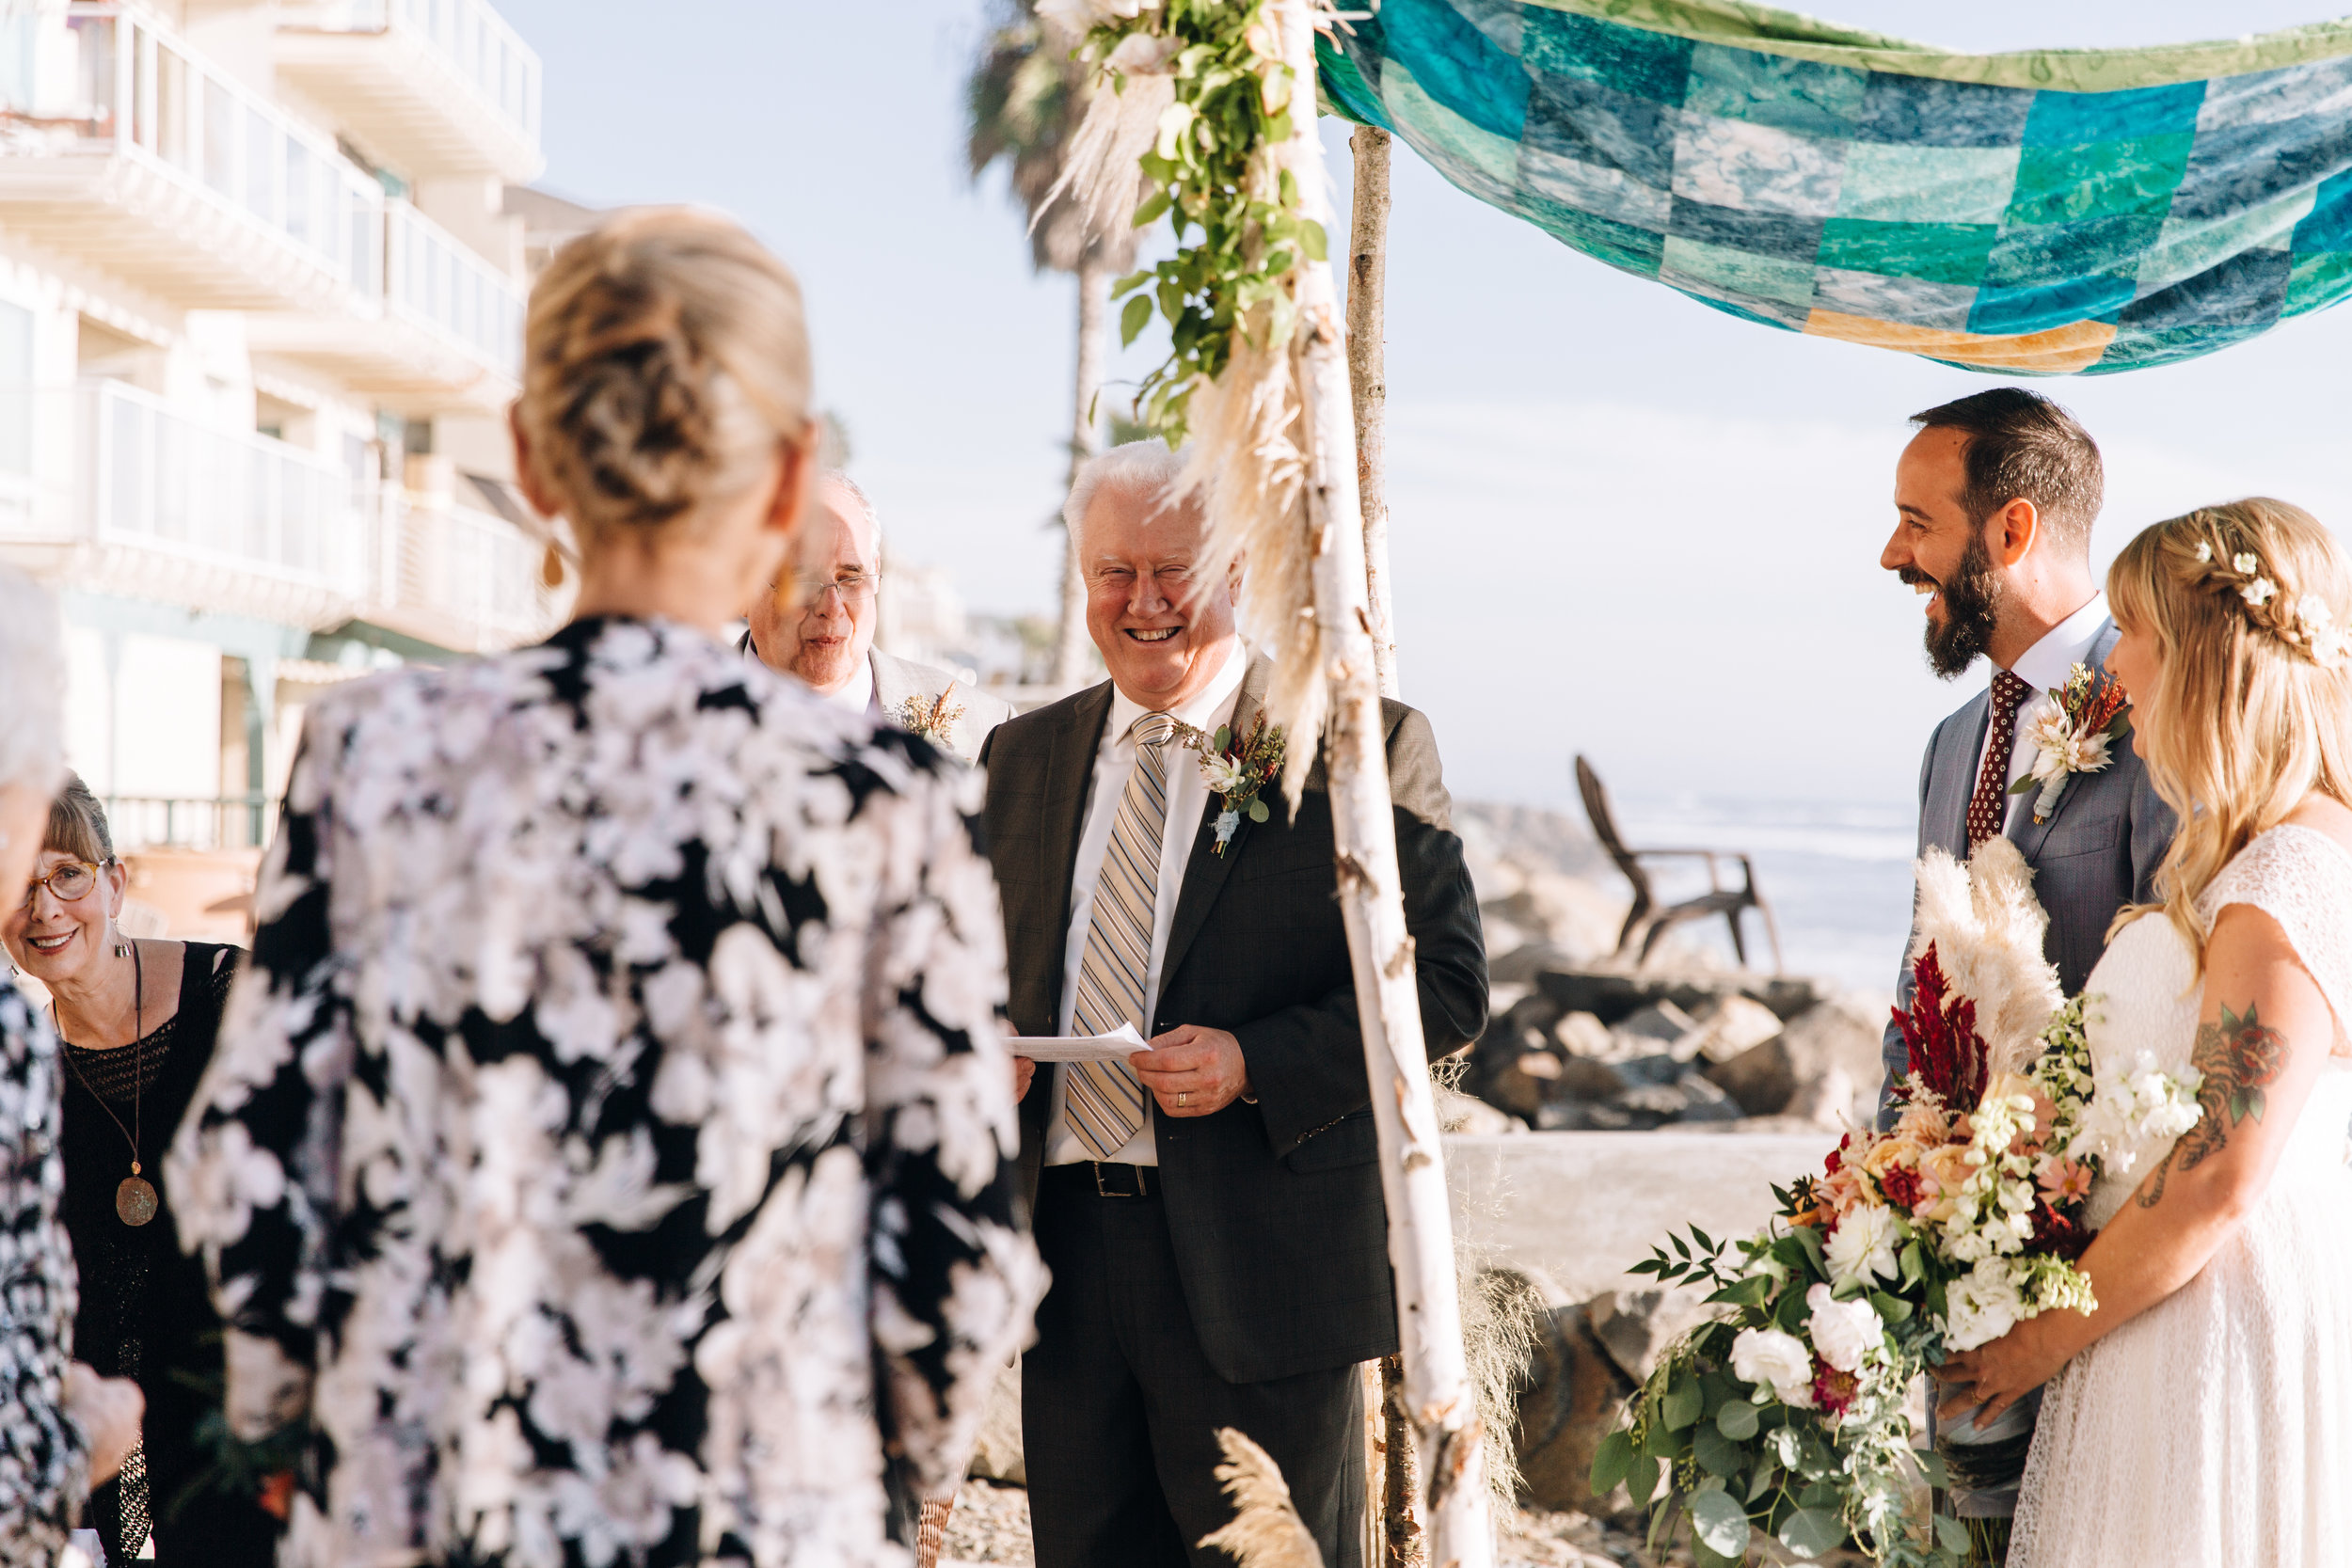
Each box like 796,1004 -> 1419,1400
495,0 -> 2352,811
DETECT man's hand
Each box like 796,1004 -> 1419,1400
1013,1055 -> 1036,1103
1134,1025 -> 1249,1117
64,1361 -> 142,1488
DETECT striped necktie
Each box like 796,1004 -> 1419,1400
1066,711 -> 1180,1160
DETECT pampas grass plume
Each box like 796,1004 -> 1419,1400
1196,1427 -> 1326,1568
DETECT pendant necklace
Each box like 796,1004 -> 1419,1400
57,940 -> 157,1227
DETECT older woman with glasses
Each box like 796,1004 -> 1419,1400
3,773 -> 276,1565
0,567 -> 142,1564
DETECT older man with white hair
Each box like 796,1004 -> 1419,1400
745,470 -> 1011,760
979,442 -> 1488,1568
0,565 -> 145,1560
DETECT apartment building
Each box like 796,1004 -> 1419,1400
0,0 -> 564,856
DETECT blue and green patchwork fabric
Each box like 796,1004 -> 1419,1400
1316,0 -> 2352,373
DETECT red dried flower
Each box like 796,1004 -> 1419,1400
1897,942 -> 1990,1112
1812,1362 -> 1861,1418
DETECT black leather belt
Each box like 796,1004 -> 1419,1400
1044,1161 -> 1155,1198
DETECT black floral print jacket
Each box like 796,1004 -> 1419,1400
0,976 -> 87,1562
168,618 -> 1043,1567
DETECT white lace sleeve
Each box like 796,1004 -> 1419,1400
2196,824 -> 2352,1034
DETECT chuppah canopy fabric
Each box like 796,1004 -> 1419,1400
1315,1 -> 2352,373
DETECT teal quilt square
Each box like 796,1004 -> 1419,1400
1818,218 -> 2000,286
1837,143 -> 2019,225
1683,41 -> 1867,139
1661,233 -> 1818,310
2009,135 -> 2196,226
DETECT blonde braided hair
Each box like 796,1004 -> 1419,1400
2177,510 -> 2352,669
2107,499 -> 2352,966
517,208 -> 812,546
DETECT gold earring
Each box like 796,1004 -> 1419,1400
540,543 -> 565,589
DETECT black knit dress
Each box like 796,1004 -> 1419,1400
57,941 -> 276,1567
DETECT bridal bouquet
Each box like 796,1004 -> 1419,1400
1591,840 -> 2202,1566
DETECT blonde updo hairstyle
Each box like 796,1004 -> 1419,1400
516,208 -> 812,547
2106,498 -> 2352,963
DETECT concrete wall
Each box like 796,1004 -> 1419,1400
1446,1130 -> 1839,1304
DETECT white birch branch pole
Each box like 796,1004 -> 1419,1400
1274,8 -> 1492,1562
1345,123 -> 1400,701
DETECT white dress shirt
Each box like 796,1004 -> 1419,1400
1978,594 -> 2110,832
821,652 -> 878,716
1043,648 -> 1249,1166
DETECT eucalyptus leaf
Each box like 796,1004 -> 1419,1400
1687,1488 -> 1752,1560
1589,1430 -> 1633,1497
1914,1447 -> 1950,1488
1120,295 -> 1153,348
1933,1513 -> 1973,1555
1246,798 -> 1268,823
1715,1400 -> 1760,1441
1662,1372 -> 1704,1432
1778,1506 -> 1847,1559
1692,1423 -> 1743,1479
1628,1452 -> 1661,1507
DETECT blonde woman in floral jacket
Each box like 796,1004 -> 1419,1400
169,212 -> 1044,1568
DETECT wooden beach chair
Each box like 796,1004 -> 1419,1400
1574,753 -> 1784,974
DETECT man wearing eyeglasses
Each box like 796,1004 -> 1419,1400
744,471 -> 1012,762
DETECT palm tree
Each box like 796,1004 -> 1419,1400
966,1 -> 1137,689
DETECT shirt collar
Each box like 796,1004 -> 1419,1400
1104,642 -> 1248,745
819,651 -> 876,715
2005,594 -> 2109,695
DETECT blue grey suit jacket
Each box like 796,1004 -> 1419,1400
1877,623 -> 2177,1128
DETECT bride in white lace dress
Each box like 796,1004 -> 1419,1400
1938,498 -> 2352,1568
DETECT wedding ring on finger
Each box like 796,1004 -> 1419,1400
1177,1091 -> 1189,1109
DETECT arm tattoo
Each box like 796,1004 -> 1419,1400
2137,1002 -> 2289,1210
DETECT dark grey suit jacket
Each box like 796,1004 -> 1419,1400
978,655 -> 1488,1384
1878,624 -> 2176,1128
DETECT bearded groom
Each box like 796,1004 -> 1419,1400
980,442 -> 1487,1568
1879,388 -> 2177,1544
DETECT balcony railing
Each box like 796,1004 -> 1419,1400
105,794 -> 277,853
376,491 -> 562,653
389,200 -> 523,382
87,378 -> 368,597
0,6 -> 384,307
275,0 -> 540,181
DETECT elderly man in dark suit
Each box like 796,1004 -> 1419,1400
1878,388 -> 2176,1537
980,441 -> 1486,1568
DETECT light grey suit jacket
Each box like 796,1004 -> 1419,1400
1877,622 -> 2177,1129
869,648 -> 1014,764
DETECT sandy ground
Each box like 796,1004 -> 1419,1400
935,1480 -> 1696,1568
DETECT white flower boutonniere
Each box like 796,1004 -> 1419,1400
1171,714 -> 1284,855
896,686 -> 967,747
2009,662 -> 2131,825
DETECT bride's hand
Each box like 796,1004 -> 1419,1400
1934,1316 -> 2071,1425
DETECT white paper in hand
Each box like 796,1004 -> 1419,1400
1010,1022 -> 1150,1062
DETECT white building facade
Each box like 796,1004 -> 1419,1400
0,0 -> 562,852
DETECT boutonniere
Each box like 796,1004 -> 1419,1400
896,686 -> 966,746
2009,662 -> 2131,824
1172,713 -> 1284,854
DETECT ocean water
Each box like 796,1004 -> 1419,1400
1605,795 -> 1918,996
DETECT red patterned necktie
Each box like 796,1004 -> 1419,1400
1966,670 -> 2034,847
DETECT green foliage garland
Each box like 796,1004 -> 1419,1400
1075,1 -> 1327,440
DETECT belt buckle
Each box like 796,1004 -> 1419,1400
1092,1163 -> 1148,1198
